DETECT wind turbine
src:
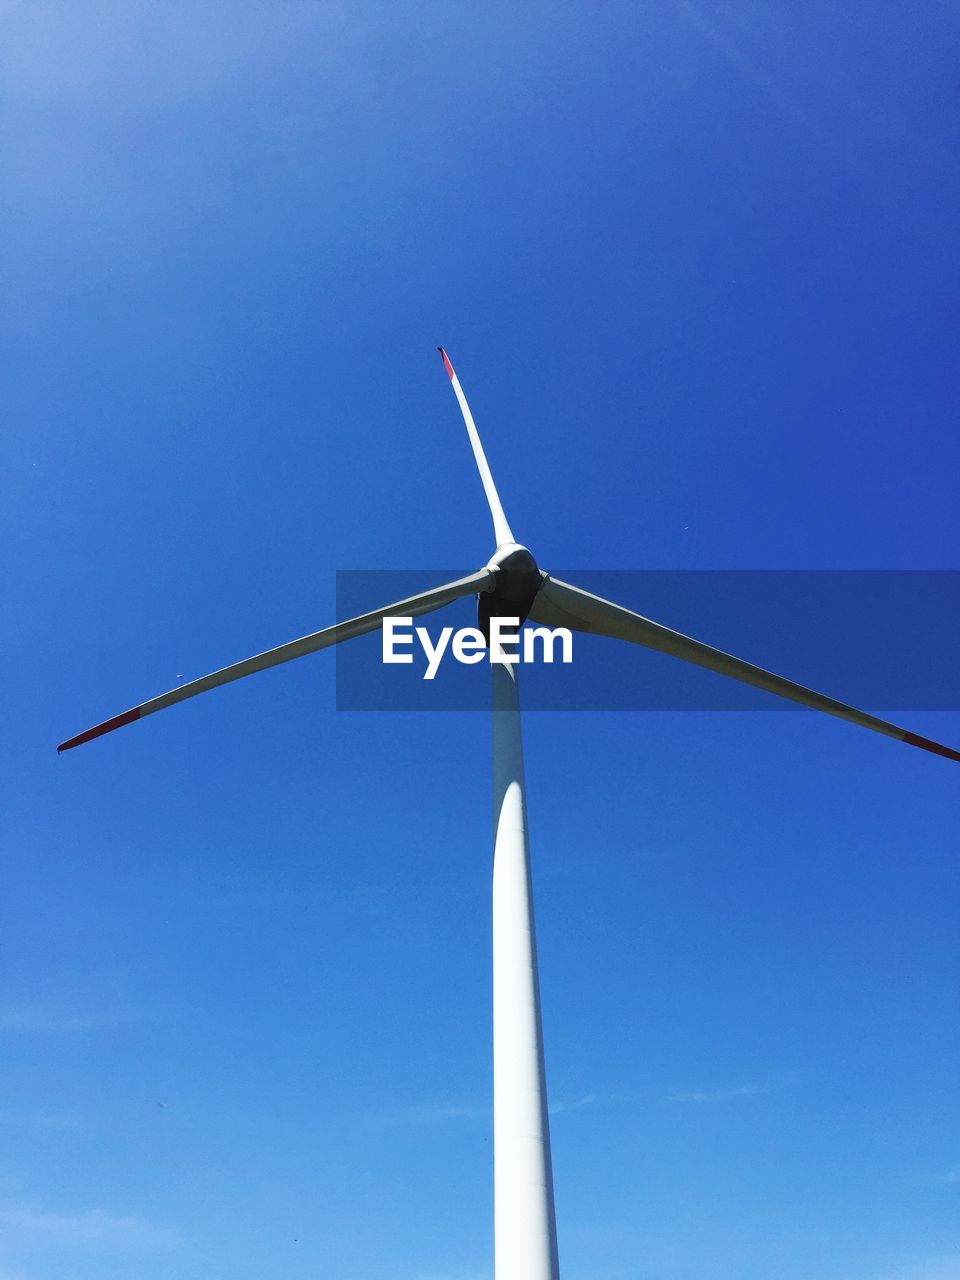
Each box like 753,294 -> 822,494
59,348 -> 960,1279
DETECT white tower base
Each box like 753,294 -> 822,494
492,660 -> 560,1280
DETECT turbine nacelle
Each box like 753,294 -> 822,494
480,542 -> 543,642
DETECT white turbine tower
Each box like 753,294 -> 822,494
59,348 -> 960,1278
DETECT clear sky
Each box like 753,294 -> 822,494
3,4 -> 959,1279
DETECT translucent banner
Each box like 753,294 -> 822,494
335,570 -> 960,712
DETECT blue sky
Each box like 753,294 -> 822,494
3,3 -> 959,1278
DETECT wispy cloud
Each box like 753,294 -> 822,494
412,1269 -> 487,1280
0,1263 -> 36,1280
0,1005 -> 137,1035
0,1110 -> 82,1132
877,1256 -> 960,1280
929,1167 -> 960,1186
375,1091 -> 600,1126
668,1083 -> 766,1104
371,1101 -> 490,1127
0,1197 -> 173,1249
675,0 -> 817,135
549,1093 -> 595,1116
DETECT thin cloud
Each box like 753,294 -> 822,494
0,1264 -> 35,1280
674,0 -> 817,135
668,1083 -> 765,1104
371,1101 -> 490,1126
413,1270 -> 487,1280
0,1198 -> 173,1249
877,1256 -> 960,1280
929,1167 -> 960,1186
376,1091 -> 599,1125
0,1005 -> 137,1034
0,1111 -> 82,1132
549,1093 -> 595,1116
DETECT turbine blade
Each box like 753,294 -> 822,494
58,569 -> 496,752
438,347 -> 515,547
528,575 -> 960,762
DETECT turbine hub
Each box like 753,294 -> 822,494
480,543 -> 543,640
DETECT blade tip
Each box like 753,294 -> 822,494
57,706 -> 141,753
903,731 -> 960,763
437,347 -> 455,379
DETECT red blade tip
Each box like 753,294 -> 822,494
57,707 -> 142,753
437,347 -> 455,379
902,731 -> 960,763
